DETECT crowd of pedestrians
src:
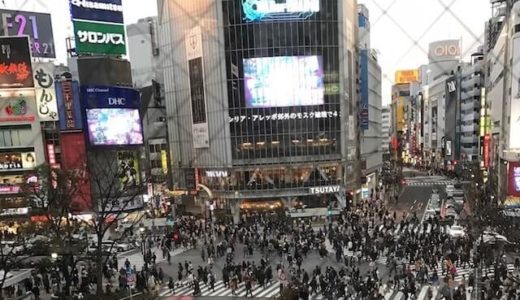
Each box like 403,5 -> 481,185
167,185 -> 520,300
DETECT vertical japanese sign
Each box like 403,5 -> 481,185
359,50 -> 369,130
161,149 -> 168,175
34,62 -> 58,121
483,134 -> 490,168
0,36 -> 33,89
186,26 -> 209,148
510,37 -> 520,149
56,76 -> 82,130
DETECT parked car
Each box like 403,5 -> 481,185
448,225 -> 466,238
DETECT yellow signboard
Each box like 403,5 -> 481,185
161,150 -> 168,175
395,69 -> 419,84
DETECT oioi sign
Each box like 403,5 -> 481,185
73,20 -> 126,55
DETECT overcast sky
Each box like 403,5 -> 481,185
4,0 -> 491,104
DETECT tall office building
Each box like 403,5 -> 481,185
358,4 -> 383,198
158,0 -> 360,223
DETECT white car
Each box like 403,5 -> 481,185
448,225 -> 466,238
479,231 -> 510,244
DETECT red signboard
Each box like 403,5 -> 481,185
483,134 -> 490,168
0,36 -> 34,89
60,132 -> 91,211
508,161 -> 520,197
47,144 -> 56,165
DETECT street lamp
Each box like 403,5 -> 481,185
51,252 -> 58,260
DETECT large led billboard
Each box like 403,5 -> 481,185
86,108 -> 143,146
242,0 -> 320,22
244,55 -> 324,108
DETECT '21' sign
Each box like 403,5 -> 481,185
0,9 -> 56,58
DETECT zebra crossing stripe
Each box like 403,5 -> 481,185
160,280 -> 282,298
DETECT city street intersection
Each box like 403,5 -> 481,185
113,170 -> 511,300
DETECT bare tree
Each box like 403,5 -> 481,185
21,163 -> 86,297
82,150 -> 146,296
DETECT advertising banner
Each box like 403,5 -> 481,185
0,36 -> 33,89
0,174 -> 29,195
483,134 -> 490,168
444,76 -> 458,160
59,132 -> 91,210
186,26 -> 209,148
0,9 -> 55,58
56,77 -> 83,130
33,62 -> 58,121
161,150 -> 168,175
0,89 -> 37,124
510,37 -> 520,149
73,20 -> 126,55
81,85 -> 140,108
395,69 -> 419,84
0,151 -> 36,170
69,0 -> 124,24
242,0 -> 319,22
117,151 -> 140,190
360,50 -> 369,130
508,161 -> 520,197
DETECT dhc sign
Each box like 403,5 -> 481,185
309,185 -> 341,195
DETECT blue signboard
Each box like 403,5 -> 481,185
360,49 -> 369,130
56,78 -> 83,131
69,0 -> 124,24
81,86 -> 140,109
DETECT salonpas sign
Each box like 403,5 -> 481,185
73,20 -> 126,55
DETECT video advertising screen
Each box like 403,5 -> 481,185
86,108 -> 143,146
244,55 -> 324,108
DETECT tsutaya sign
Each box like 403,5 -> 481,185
205,170 -> 228,178
309,185 -> 341,195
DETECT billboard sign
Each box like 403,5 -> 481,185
82,86 -> 143,146
360,50 -> 369,130
33,62 -> 58,121
428,40 -> 460,62
483,134 -> 490,168
0,9 -> 55,58
508,161 -> 520,197
242,0 -> 319,22
81,86 -> 140,108
510,37 -> 520,149
73,20 -> 126,55
56,76 -> 83,130
117,151 -> 140,189
186,26 -> 209,148
0,36 -> 33,89
0,89 -> 37,123
0,151 -> 36,170
395,69 -> 419,84
444,76 -> 458,160
69,0 -> 123,24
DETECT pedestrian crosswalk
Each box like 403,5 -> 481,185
384,285 -> 472,300
406,180 -> 455,187
159,280 -> 281,298
117,247 -> 186,272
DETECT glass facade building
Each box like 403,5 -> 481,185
159,0 -> 360,222
223,0 -> 342,161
